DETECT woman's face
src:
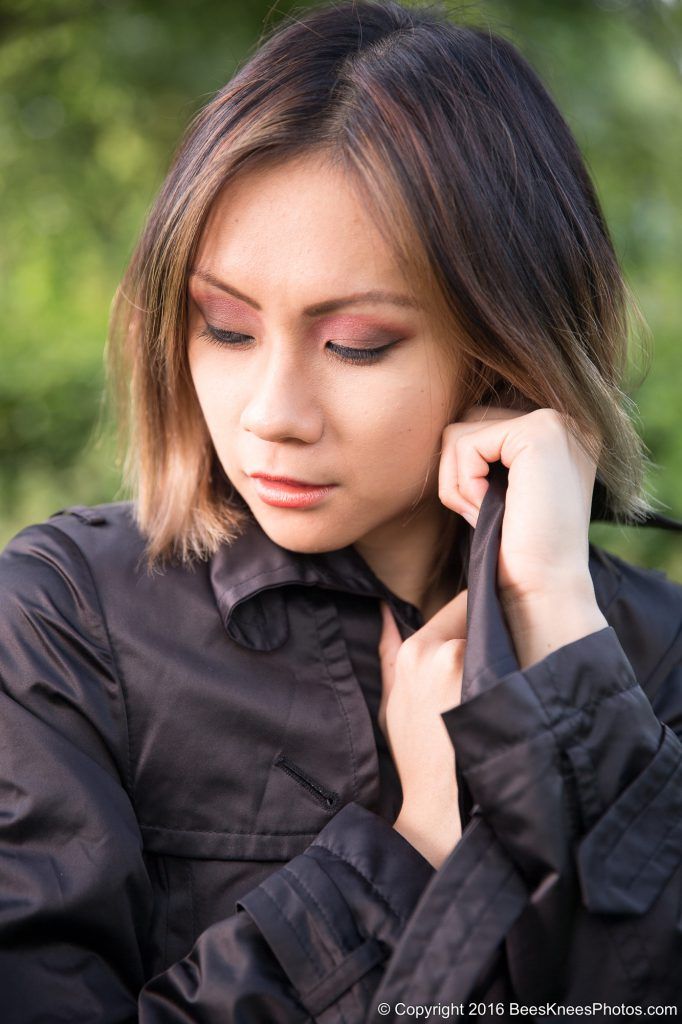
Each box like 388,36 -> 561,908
187,153 -> 460,554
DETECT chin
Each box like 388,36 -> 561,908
251,507 -> 361,554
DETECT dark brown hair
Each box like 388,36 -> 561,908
107,0 -> 655,570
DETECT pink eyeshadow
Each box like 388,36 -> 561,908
312,314 -> 406,343
189,288 -> 259,324
189,283 -> 409,342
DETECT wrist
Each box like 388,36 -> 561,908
393,808 -> 461,870
499,565 -> 595,607
500,574 -> 608,670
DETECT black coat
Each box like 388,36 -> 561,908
0,462 -> 681,1021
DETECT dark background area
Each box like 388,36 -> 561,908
1,0 -> 680,578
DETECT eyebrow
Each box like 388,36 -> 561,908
189,268 -> 420,315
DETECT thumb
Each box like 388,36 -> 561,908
378,600 -> 402,709
417,587 -> 468,644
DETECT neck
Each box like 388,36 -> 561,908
353,502 -> 464,621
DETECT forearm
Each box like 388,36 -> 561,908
501,572 -> 608,670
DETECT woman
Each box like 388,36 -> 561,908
1,0 -> 680,1019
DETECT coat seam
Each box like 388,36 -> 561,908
257,882 -> 324,984
224,564 -> 376,614
599,560 -> 682,692
643,621 -> 682,692
625,801 -> 680,890
187,860 -> 197,947
305,846 -> 404,926
520,655 -> 579,843
280,864 -> 350,956
586,728 -> 679,876
602,913 -> 654,1001
429,864 -> 518,994
413,829 -> 510,973
140,822 -> 320,836
250,684 -> 298,829
311,600 -> 360,802
161,856 -> 170,968
41,523 -> 136,801
593,549 -> 623,618
460,684 -> 640,773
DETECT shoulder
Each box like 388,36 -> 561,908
0,503 -> 152,776
39,499 -> 146,565
0,500 -> 201,646
1,500 -> 220,666
1,500 -> 146,600
589,541 -> 682,697
0,501 -> 147,652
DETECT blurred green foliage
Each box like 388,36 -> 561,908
1,0 -> 680,580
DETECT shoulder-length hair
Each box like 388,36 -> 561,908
107,0 -> 656,570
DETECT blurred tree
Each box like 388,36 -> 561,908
0,0 -> 680,578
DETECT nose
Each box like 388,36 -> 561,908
239,340 -> 324,444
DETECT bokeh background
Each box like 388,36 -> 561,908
1,0 -> 680,579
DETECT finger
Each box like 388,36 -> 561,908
417,587 -> 468,644
438,434 -> 479,523
439,423 -> 494,521
452,437 -> 491,509
440,417 -> 521,520
438,410 -> 511,520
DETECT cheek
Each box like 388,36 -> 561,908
188,346 -> 242,432
342,376 -> 450,480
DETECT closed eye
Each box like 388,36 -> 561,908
201,326 -> 253,347
199,325 -> 400,364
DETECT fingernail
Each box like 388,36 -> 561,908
462,510 -> 477,528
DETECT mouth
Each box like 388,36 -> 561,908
248,473 -> 338,509
250,472 -> 334,487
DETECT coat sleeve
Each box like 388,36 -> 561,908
442,623 -> 682,914
370,617 -> 682,1008
0,523 -> 434,1024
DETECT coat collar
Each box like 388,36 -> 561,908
209,509 -> 435,651
207,482 -> 672,654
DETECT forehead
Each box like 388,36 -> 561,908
194,155 -> 410,292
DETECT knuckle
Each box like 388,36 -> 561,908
535,407 -> 565,434
454,433 -> 469,457
437,638 -> 466,665
399,632 -> 424,662
438,482 -> 465,513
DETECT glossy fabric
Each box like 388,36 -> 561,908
0,462 -> 681,1021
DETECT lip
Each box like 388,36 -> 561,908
249,473 -> 338,509
250,472 -> 332,487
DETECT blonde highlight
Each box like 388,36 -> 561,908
106,0 -> 659,573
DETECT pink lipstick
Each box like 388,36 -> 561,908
249,473 -> 338,509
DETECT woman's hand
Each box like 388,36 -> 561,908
440,405 -> 599,598
378,591 -> 467,869
440,405 -> 608,668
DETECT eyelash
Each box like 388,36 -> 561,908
199,325 -> 399,364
